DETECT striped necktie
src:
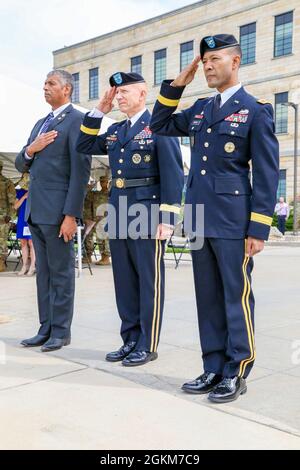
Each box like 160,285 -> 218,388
39,112 -> 54,134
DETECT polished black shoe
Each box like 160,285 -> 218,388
41,337 -> 71,352
182,372 -> 223,394
122,350 -> 158,367
208,376 -> 247,403
105,341 -> 137,362
21,334 -> 50,347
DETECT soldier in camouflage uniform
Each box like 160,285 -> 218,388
95,175 -> 111,266
0,161 -> 16,272
82,179 -> 97,264
82,175 -> 111,265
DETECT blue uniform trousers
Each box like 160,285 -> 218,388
191,238 -> 255,378
109,238 -> 165,352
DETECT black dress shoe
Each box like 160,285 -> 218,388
41,337 -> 71,352
21,334 -> 50,347
106,341 -> 137,362
208,376 -> 247,403
122,350 -> 158,367
182,372 -> 223,394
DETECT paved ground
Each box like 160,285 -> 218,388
0,246 -> 300,450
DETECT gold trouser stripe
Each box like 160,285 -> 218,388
250,212 -> 272,226
241,253 -> 256,376
154,241 -> 163,352
150,240 -> 159,353
160,204 -> 181,215
238,243 -> 256,377
157,94 -> 180,107
80,124 -> 99,136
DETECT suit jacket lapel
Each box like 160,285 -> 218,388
117,121 -> 128,146
31,118 -> 45,141
210,87 -> 246,126
120,110 -> 151,146
203,98 -> 215,127
47,104 -> 73,131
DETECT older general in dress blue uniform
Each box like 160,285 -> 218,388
77,72 -> 184,367
150,35 -> 279,402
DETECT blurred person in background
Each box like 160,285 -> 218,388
14,173 -> 36,276
95,175 -> 111,266
0,160 -> 16,272
274,196 -> 290,235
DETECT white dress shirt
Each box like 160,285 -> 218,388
89,107 -> 147,126
215,83 -> 242,107
49,102 -> 71,120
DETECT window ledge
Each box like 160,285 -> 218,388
272,52 -> 294,60
241,61 -> 257,67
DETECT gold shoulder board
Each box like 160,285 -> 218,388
257,99 -> 271,105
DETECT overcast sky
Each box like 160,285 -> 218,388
0,0 -> 197,90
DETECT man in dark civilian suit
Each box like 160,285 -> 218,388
15,70 -> 91,352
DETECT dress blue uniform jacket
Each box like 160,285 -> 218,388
76,109 -> 184,237
150,82 -> 279,240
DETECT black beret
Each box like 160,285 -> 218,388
200,34 -> 239,58
109,72 -> 145,87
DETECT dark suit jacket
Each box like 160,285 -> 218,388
15,104 -> 91,225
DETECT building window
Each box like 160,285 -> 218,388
277,169 -> 287,199
154,49 -> 167,86
71,73 -> 80,103
274,11 -> 293,57
240,23 -> 256,65
131,56 -> 142,75
275,92 -> 288,134
180,41 -> 194,71
89,68 -> 99,100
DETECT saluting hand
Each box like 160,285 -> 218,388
97,87 -> 117,114
26,131 -> 58,157
171,56 -> 201,88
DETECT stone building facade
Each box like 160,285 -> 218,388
53,0 -> 300,203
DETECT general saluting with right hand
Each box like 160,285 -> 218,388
150,34 -> 279,403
